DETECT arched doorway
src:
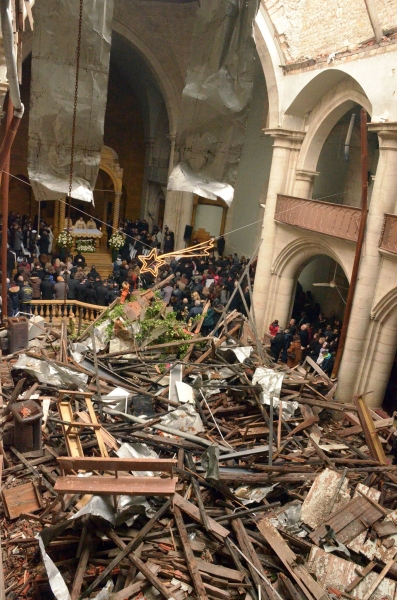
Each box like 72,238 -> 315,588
293,255 -> 349,324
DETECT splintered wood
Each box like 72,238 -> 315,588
2,292 -> 397,599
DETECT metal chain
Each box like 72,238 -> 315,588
64,0 -> 84,307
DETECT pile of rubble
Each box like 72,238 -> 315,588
1,287 -> 397,600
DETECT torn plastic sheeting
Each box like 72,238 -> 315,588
102,386 -> 132,413
161,403 -> 205,435
38,536 -> 71,600
12,354 -> 88,388
201,445 -> 220,480
38,496 -> 117,600
117,442 -> 159,477
116,495 -> 152,527
39,535 -> 114,600
219,345 -> 253,363
28,0 -> 114,203
168,163 -> 234,205
253,367 -> 284,402
169,0 -> 259,202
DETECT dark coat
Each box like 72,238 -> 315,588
270,332 -> 285,361
40,278 -> 54,300
67,278 -> 79,300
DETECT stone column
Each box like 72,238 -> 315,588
293,169 -> 320,199
338,123 -> 397,406
112,192 -> 122,232
59,198 -> 66,231
140,138 -> 154,221
102,197 -> 109,248
252,130 -> 305,336
53,200 -> 60,240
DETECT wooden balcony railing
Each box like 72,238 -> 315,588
275,194 -> 361,242
379,213 -> 397,255
31,300 -> 107,323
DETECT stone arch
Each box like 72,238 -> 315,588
297,88 -> 372,176
112,21 -> 180,136
254,6 -> 284,128
371,288 -> 397,325
100,146 -> 123,194
292,77 -> 372,176
22,23 -> 180,138
264,234 -> 351,329
272,236 -> 351,283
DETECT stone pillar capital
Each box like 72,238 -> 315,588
262,128 -> 306,150
368,122 -> 397,150
295,169 -> 320,183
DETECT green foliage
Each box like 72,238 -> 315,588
97,293 -> 193,355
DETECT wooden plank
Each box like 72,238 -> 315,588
85,395 -> 108,457
57,400 -> 84,457
345,561 -> 376,593
286,415 -> 319,438
202,583 -> 231,599
308,546 -> 396,600
355,395 -> 387,465
57,457 -> 177,473
173,493 -> 230,539
75,411 -> 119,451
310,495 -> 384,545
195,559 -> 245,582
108,580 -> 148,600
107,530 -> 174,600
54,476 -> 177,496
361,558 -> 397,600
174,506 -> 208,599
0,457 -> 4,600
2,481 -> 42,520
257,519 -> 329,600
83,500 -> 171,598
71,532 -> 92,600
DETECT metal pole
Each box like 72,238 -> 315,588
1,96 -> 17,322
332,108 -> 368,377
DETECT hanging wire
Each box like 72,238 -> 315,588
64,0 -> 84,307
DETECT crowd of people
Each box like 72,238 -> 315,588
269,309 -> 342,375
1,213 -> 343,364
0,215 -> 255,322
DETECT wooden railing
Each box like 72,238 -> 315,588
275,194 -> 361,242
31,300 -> 107,323
379,213 -> 397,255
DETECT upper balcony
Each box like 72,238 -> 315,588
274,194 -> 361,243
379,214 -> 397,255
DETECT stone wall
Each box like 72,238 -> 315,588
263,0 -> 397,61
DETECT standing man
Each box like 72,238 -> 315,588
19,280 -> 33,315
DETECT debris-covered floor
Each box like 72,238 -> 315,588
2,289 -> 397,600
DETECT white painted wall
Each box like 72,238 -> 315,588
194,204 -> 223,238
226,57 -> 273,257
312,120 -> 378,207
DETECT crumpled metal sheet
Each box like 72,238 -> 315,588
168,0 -> 259,203
252,367 -> 284,405
201,446 -> 220,480
13,354 -> 88,388
28,0 -> 114,203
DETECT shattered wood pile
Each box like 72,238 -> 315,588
2,290 -> 397,599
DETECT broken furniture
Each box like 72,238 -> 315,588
57,390 -> 108,457
7,316 -> 29,353
10,399 -> 43,453
54,457 -> 178,497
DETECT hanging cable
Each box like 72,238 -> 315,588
64,0 -> 84,308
